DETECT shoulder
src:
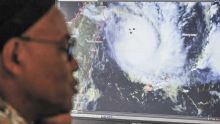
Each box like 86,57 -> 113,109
0,98 -> 27,124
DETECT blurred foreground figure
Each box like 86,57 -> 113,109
0,0 -> 78,124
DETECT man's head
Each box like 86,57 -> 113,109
0,0 -> 78,122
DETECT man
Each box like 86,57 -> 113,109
0,0 -> 78,124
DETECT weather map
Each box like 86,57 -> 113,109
66,1 -> 220,119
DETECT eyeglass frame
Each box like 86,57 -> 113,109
18,34 -> 76,61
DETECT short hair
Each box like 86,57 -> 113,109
0,0 -> 55,52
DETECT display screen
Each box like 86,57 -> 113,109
59,1 -> 220,121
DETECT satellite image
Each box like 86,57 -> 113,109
66,1 -> 220,119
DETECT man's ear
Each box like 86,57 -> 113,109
2,38 -> 24,76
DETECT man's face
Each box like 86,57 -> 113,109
18,6 -> 78,116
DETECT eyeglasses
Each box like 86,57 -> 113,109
18,35 -> 76,61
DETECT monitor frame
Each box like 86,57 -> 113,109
71,111 -> 220,124
57,0 -> 220,123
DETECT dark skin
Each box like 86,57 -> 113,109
41,114 -> 71,124
0,6 -> 78,124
